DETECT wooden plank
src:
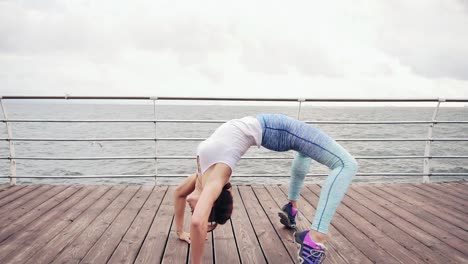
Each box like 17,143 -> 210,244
430,182 -> 468,201
384,184 -> 468,230
13,186 -> 126,264
442,182 -> 468,201
0,185 -> 67,228
301,185 -> 401,264
108,186 -> 169,264
0,185 -> 110,264
268,185 -> 351,264
0,185 -> 26,200
162,197 -> 191,264
41,186 -> 140,264
135,187 -> 174,264
408,183 -> 468,214
213,219 -> 241,264
230,186 -> 266,264
0,186 -> 96,261
453,181 -> 468,185
0,182 -> 465,264
238,185 -> 293,263
391,184 -> 467,224
374,185 -> 468,241
72,186 -> 153,264
350,186 -> 468,263
300,184 -> 400,264
361,185 -> 468,255
272,186 -> 348,264
419,183 -> 468,207
251,185 -> 298,261
308,184 -> 424,264
0,185 -> 43,209
0,185 -> 79,243
339,186 -> 454,264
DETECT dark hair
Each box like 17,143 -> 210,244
208,182 -> 233,225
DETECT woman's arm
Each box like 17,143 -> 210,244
190,164 -> 231,264
190,183 -> 222,263
174,173 -> 196,243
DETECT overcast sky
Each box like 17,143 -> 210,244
1,0 -> 467,99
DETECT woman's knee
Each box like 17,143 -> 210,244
345,156 -> 359,174
333,154 -> 358,173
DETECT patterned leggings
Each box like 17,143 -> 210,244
256,114 -> 358,233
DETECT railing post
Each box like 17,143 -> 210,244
0,98 -> 17,185
297,98 -> 305,120
423,99 -> 443,183
151,97 -> 158,184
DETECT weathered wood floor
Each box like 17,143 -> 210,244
0,182 -> 467,264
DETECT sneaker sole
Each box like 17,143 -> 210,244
293,234 -> 305,264
278,211 -> 296,229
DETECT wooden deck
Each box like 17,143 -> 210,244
0,182 -> 466,264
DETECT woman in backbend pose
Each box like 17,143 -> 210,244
174,114 -> 358,264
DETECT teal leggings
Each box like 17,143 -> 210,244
256,114 -> 358,234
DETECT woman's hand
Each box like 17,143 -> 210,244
177,231 -> 191,244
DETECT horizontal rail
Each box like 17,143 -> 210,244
2,155 -> 468,160
1,172 -> 467,179
1,96 -> 467,184
2,137 -> 468,142
1,119 -> 227,123
2,119 -> 468,124
2,95 -> 468,102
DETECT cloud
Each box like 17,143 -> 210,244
0,0 -> 467,98
459,0 -> 468,13
128,17 -> 234,68
375,0 -> 468,80
0,1 -> 124,62
237,29 -> 342,77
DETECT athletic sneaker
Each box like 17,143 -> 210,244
278,202 -> 298,229
294,231 -> 327,264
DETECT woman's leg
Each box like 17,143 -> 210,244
278,152 -> 312,229
257,114 -> 358,234
290,122 -> 358,263
258,114 -> 356,263
288,152 -> 312,204
293,125 -> 358,235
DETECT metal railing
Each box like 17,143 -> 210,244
1,96 -> 468,185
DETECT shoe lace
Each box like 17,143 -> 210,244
299,249 -> 327,264
303,248 -> 326,264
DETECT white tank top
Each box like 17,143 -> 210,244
196,116 -> 262,174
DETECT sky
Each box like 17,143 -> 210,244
0,0 -> 468,100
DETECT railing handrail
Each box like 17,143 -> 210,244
2,95 -> 468,102
2,118 -> 468,124
1,172 -> 467,179
1,96 -> 467,184
2,155 -> 468,160
2,137 -> 468,142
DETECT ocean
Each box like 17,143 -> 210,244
1,101 -> 467,185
